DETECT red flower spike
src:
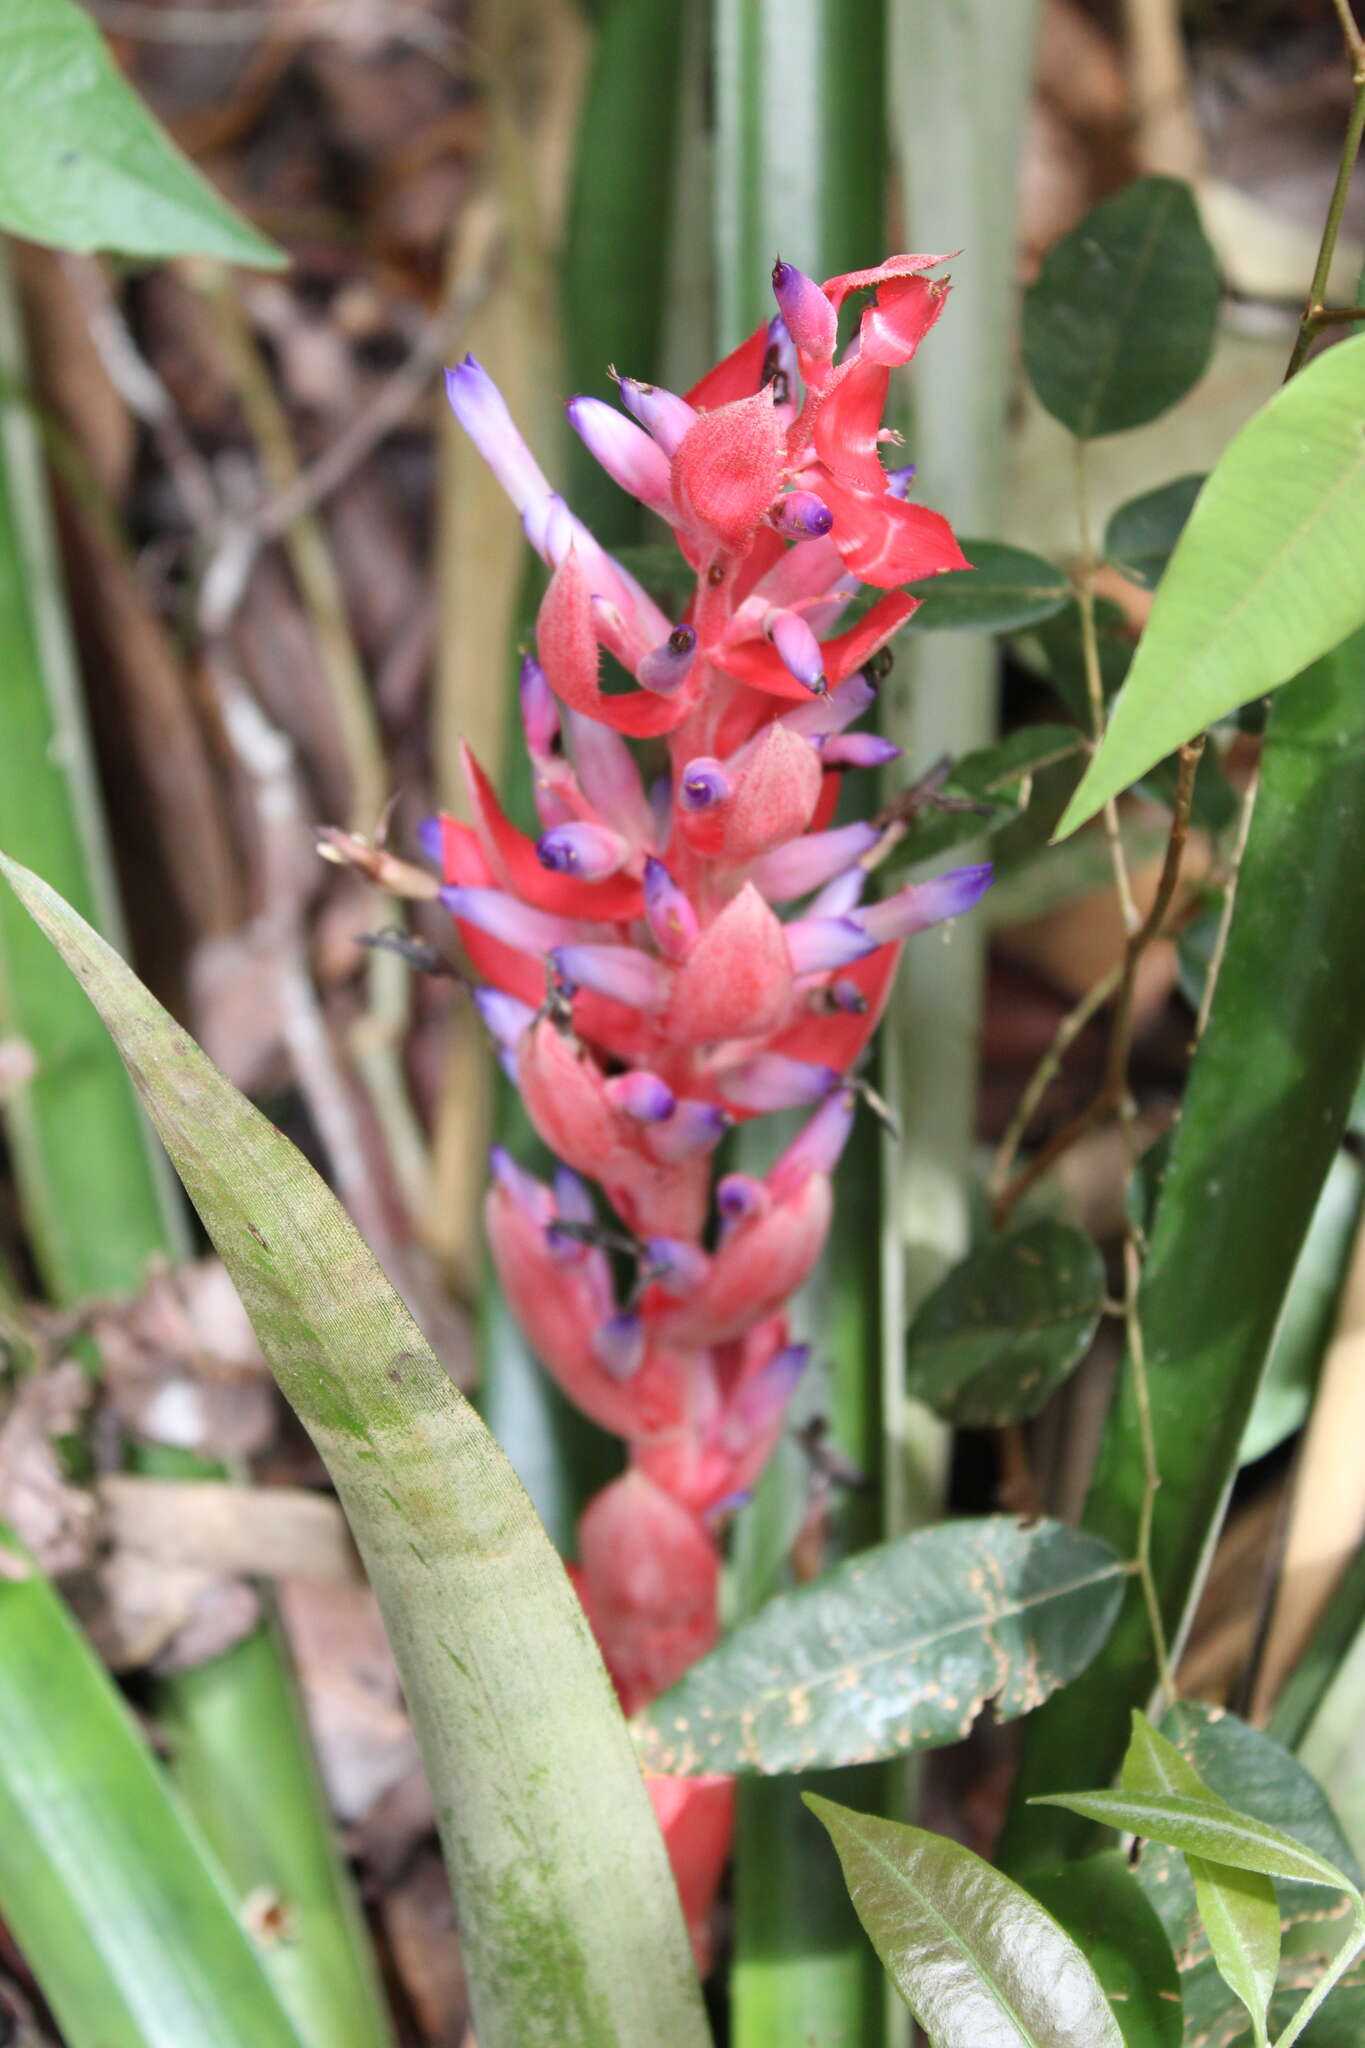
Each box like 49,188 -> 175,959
720,722 -> 823,862
646,1777 -> 736,1978
821,251 -> 954,309
538,550 -> 696,737
813,358 -> 894,491
459,744 -> 644,920
717,589 -> 920,698
858,273 -> 951,368
685,323 -> 768,410
672,390 -> 786,552
576,1472 -> 721,1713
667,884 -> 794,1047
819,474 -> 971,588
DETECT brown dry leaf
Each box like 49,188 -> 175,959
97,1475 -> 362,1585
382,1850 -> 468,2047
94,1259 -> 277,1460
277,1577 -> 429,1830
70,1549 -> 259,1673
0,1362 -> 97,1580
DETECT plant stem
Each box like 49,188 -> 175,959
989,965 -> 1122,1212
1272,1905 -> 1365,2048
1073,438 -> 1138,933
1284,65 -> 1365,378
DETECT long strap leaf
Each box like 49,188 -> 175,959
0,852 -> 712,2048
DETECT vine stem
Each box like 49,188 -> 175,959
1272,1904 -> 1365,2048
1284,35 -> 1365,378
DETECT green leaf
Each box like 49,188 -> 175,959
1022,177 -> 1219,438
0,855 -> 710,2048
0,1531 -> 304,2048
1001,633 -> 1365,1871
906,540 -> 1071,632
1024,1855 -> 1182,2048
633,1515 -> 1125,1776
1104,475 -> 1205,589
1057,334 -> 1365,838
904,1221 -> 1105,1425
882,724 -> 1083,873
1031,1790 -> 1357,1897
1124,1715 -> 1279,2044
0,0 -> 283,264
804,1794 -> 1125,2047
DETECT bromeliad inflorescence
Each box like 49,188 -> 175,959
436,252 -> 990,1967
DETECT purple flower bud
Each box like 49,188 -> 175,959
604,1070 -> 677,1122
593,1310 -> 645,1381
416,814 -> 444,865
854,863 -> 993,944
564,710 -> 653,843
771,490 -> 834,540
751,821 -> 879,902
642,1237 -> 710,1298
553,1167 -> 595,1227
617,376 -> 697,457
445,358 -> 554,516
550,943 -> 671,1011
769,1089 -> 858,1194
785,915 -> 880,976
765,608 -> 827,694
642,857 -> 699,962
717,1174 -> 770,1229
829,976 -> 869,1013
519,653 -> 560,758
646,1099 -> 732,1162
488,1145 -> 549,1216
771,261 -> 838,365
473,986 -> 537,1047
722,1344 -> 811,1449
443,886 -> 575,956
809,867 -> 870,919
886,462 -> 917,500
637,624 -> 697,696
677,757 -> 732,812
820,733 -> 902,770
566,395 -> 674,516
783,670 -> 879,738
536,821 -> 631,881
717,1055 -> 839,1112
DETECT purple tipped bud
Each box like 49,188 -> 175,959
785,915 -> 880,976
646,1099 -> 732,1163
519,653 -> 560,758
642,1237 -> 710,1298
617,376 -> 697,456
820,733 -> 902,770
536,821 -> 631,881
553,1167 -> 595,1226
763,314 -> 798,399
593,1310 -> 645,1381
769,1089 -> 858,1195
550,943 -> 671,1011
637,624 -> 698,697
443,886 -> 574,956
809,867 -> 870,918
766,608 -> 827,694
521,490 -> 576,567
771,490 -> 834,539
783,670 -> 879,738
751,821 -> 879,902
473,986 -> 537,1047
717,1055 -> 839,1112
497,1046 -> 521,1086
854,863 -> 993,944
445,358 -> 554,515
488,1145 -> 550,1217
642,857 -> 699,962
604,1070 -> 677,1123
771,261 -> 838,365
886,462 -> 917,500
678,758 -> 732,812
717,1174 -> 770,1228
566,395 -> 674,512
416,814 -> 444,865
723,1344 -> 811,1449
829,976 -> 869,1013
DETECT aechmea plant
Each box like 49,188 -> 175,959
437,252 -> 991,1968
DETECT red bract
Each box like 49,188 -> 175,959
441,255 -> 991,1968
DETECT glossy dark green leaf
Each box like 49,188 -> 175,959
0,1532 -> 304,2048
1033,1791 -> 1355,1897
883,724 -> 1083,872
904,1222 -> 1105,1425
1058,334 -> 1365,837
0,0 -> 282,264
1124,1715 -> 1278,2044
1025,1854 -> 1182,2048
906,540 -> 1071,632
0,856 -> 709,2048
1002,632 -> 1365,1871
1104,475 -> 1205,590
805,1795 -> 1124,2047
634,1516 -> 1125,1775
1022,178 -> 1219,438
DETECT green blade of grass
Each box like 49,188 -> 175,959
0,244 -> 390,2048
0,851 -> 714,2048
999,629 -> 1365,1870
0,1532 -> 305,2048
